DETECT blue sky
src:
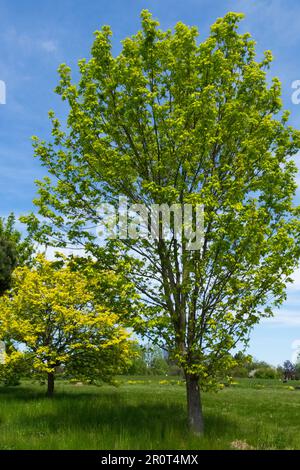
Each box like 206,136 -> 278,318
1,0 -> 300,366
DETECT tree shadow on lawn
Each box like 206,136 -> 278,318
0,384 -> 107,401
0,385 -> 43,400
0,386 -> 239,443
0,386 -> 242,448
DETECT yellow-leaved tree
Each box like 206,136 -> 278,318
0,254 -> 134,396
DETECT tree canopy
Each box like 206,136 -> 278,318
0,255 -> 134,395
23,11 -> 300,431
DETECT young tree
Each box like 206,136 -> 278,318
0,255 -> 134,396
23,11 -> 300,432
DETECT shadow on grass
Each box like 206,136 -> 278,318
0,385 -> 101,401
0,384 -> 240,450
1,390 -> 235,438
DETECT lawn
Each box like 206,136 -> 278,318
0,377 -> 299,450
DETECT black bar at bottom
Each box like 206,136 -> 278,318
0,449 -> 299,465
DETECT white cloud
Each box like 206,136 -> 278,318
234,0 -> 300,45
286,267 -> 300,292
2,27 -> 59,55
40,40 -> 57,53
262,309 -> 300,326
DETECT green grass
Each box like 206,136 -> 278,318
0,377 -> 300,449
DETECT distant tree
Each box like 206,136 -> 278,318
126,345 -> 148,375
0,213 -> 34,297
151,355 -> 169,375
126,343 -> 169,375
144,343 -> 169,375
251,359 -> 271,370
276,365 -> 284,377
228,352 -> 253,378
253,367 -> 278,379
0,255 -> 134,396
295,362 -> 300,380
283,360 -> 296,381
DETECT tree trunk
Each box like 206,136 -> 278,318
185,374 -> 204,434
47,372 -> 55,397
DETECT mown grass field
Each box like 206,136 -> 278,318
0,377 -> 299,450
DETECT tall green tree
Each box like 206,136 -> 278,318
23,11 -> 300,432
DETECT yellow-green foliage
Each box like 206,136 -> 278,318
0,255 -> 134,382
22,10 -> 300,394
